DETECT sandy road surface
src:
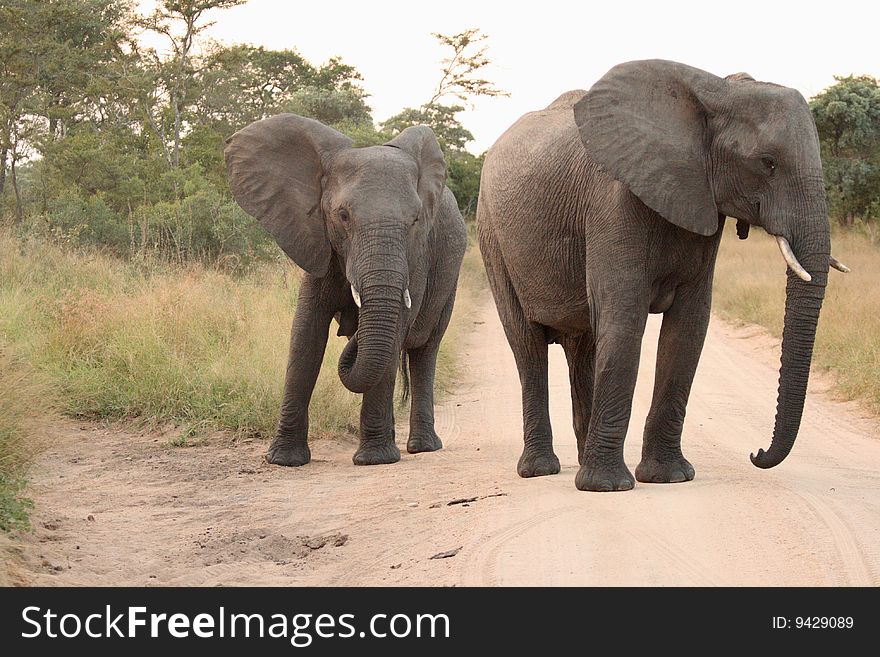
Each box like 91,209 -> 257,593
12,297 -> 880,586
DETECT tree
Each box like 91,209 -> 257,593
191,45 -> 371,134
810,75 -> 880,226
184,44 -> 373,185
138,0 -> 246,167
427,28 -> 507,106
31,0 -> 133,141
381,104 -> 474,152
0,0 -> 132,220
382,28 -> 506,216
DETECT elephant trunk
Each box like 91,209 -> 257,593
338,235 -> 408,394
751,221 -> 829,469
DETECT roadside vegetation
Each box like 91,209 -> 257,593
0,228 -> 483,541
0,0 -> 504,537
0,345 -> 50,535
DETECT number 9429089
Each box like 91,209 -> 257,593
795,617 -> 854,629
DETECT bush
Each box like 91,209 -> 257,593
130,183 -> 275,267
18,163 -> 278,269
43,188 -> 130,253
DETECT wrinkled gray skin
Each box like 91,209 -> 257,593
226,114 -> 466,466
477,60 -> 837,491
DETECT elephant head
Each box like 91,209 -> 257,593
573,59 -> 848,469
225,114 -> 446,393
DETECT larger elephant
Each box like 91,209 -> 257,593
226,114 -> 467,466
477,60 -> 848,492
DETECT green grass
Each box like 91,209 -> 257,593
713,220 -> 880,411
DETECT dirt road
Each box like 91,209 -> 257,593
13,297 -> 880,586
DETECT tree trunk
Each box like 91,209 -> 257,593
11,156 -> 22,225
0,146 -> 7,198
172,94 -> 181,168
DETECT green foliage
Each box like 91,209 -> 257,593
381,104 -> 482,216
1,0 -> 379,264
0,474 -> 32,534
427,28 -> 508,105
2,8 -> 498,256
283,86 -> 373,129
810,75 -> 880,224
446,150 -> 484,218
128,169 -> 276,266
379,29 -> 505,217
383,104 -> 474,152
191,45 -> 368,134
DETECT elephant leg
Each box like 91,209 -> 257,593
482,244 -> 558,478
406,293 -> 456,454
353,358 -> 401,465
267,276 -> 334,467
575,312 -> 647,491
636,284 -> 711,483
561,332 -> 595,466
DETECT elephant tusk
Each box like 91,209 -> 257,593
351,285 -> 361,308
403,289 -> 412,309
830,255 -> 850,273
775,236 -> 811,282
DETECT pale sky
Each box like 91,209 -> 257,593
139,0 -> 879,153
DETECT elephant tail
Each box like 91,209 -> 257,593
398,349 -> 410,405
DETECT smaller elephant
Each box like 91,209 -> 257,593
225,114 -> 467,466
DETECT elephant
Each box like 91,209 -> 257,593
476,60 -> 848,492
225,114 -> 467,466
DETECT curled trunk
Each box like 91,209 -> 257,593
338,283 -> 404,393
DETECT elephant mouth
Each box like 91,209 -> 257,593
350,284 -> 411,309
768,231 -> 849,279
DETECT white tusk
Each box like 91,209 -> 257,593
829,255 -> 850,273
351,285 -> 361,308
403,289 -> 412,309
775,236 -> 811,282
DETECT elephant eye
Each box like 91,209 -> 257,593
338,208 -> 350,222
760,156 -> 777,175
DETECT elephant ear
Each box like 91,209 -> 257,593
574,59 -> 724,236
385,126 -> 447,222
225,114 -> 352,276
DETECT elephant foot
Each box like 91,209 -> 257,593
575,460 -> 635,492
407,431 -> 443,454
635,455 -> 695,483
517,447 -> 561,478
266,438 -> 311,467
353,441 -> 401,466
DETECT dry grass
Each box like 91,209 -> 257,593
713,220 -> 880,411
0,228 -> 482,542
433,224 -> 488,394
0,228 -> 483,441
0,345 -> 52,537
0,232 -> 361,440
